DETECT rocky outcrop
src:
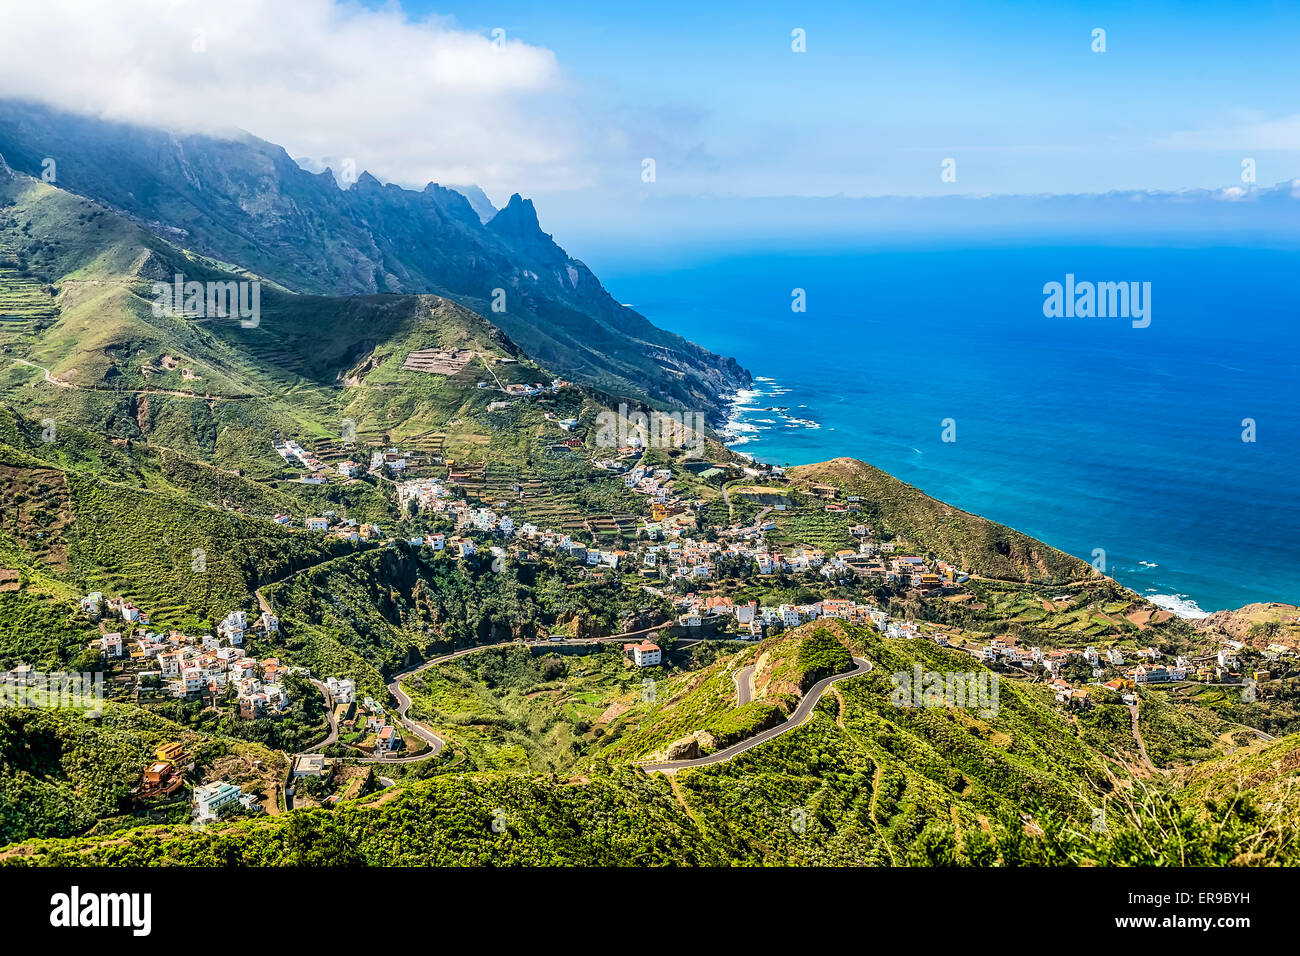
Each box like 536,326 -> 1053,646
663,731 -> 719,761
1194,603 -> 1300,649
664,735 -> 698,761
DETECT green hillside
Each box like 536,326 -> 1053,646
789,457 -> 1095,583
0,702 -> 285,846
0,101 -> 753,418
1,103 -> 1298,870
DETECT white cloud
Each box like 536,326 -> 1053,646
0,0 -> 591,193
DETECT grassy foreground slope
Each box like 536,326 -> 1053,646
8,693 -> 1297,865
0,703 -> 286,847
22,623 -> 1282,866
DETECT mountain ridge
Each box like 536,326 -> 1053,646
0,99 -> 750,419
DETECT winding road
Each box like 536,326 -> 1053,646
1127,700 -> 1156,772
297,626 -> 674,764
640,656 -> 873,773
9,357 -> 244,400
733,665 -> 754,706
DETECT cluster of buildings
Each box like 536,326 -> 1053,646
81,592 -> 150,626
273,437 -> 326,473
963,633 -> 1295,708
666,593 -> 894,638
140,740 -> 260,823
289,510 -> 384,542
272,433 -> 432,485
370,448 -> 410,475
88,597 -> 293,716
478,377 -> 571,399
392,439 -> 970,612
140,740 -> 188,802
327,683 -> 406,756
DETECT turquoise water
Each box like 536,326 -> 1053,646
594,238 -> 1300,614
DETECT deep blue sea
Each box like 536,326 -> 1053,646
593,238 -> 1300,615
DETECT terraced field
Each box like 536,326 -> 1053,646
769,507 -> 856,552
0,240 -> 59,347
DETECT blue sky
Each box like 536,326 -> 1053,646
6,1 -> 1297,246
393,0 -> 1300,205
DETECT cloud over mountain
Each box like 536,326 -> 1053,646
0,0 -> 587,193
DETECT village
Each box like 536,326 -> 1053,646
0,589 -> 419,827
79,592 -> 298,718
10,421 -> 1284,834
381,463 -> 1286,708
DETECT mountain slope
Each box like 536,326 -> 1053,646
0,100 -> 750,417
789,457 -> 1095,583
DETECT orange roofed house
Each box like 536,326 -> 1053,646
624,641 -> 662,667
141,762 -> 184,798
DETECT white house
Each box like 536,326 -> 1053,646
325,676 -> 356,704
100,632 -> 123,658
218,611 -> 246,646
376,724 -> 402,752
158,652 -> 182,678
625,641 -> 662,667
194,781 -> 243,821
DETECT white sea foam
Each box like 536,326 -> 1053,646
1148,593 -> 1212,619
1138,560 -> 1158,568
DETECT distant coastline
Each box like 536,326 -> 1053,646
720,379 -> 1215,619
636,240 -> 1299,618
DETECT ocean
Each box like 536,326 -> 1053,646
593,237 -> 1300,615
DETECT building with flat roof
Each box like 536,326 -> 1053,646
624,641 -> 662,667
194,781 -> 242,821
293,754 -> 328,777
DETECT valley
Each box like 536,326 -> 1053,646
0,105 -> 1298,869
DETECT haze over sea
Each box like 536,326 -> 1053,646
594,237 -> 1300,616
